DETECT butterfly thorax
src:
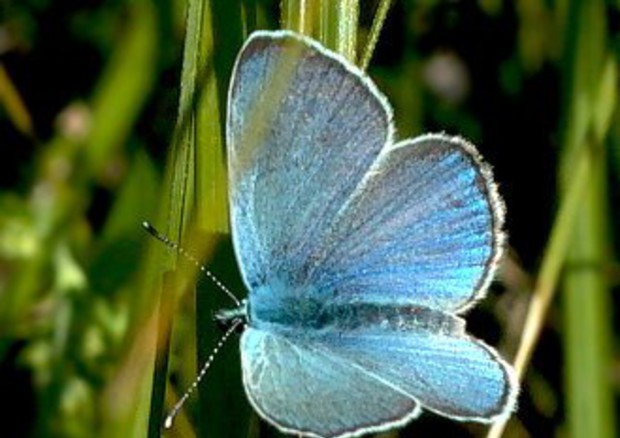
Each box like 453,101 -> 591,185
241,280 -> 465,337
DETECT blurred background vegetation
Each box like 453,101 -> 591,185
0,1 -> 618,437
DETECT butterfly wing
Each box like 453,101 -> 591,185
227,30 -> 392,290
312,316 -> 518,421
228,31 -> 503,312
309,134 -> 505,312
240,327 -> 420,438
241,312 -> 516,437
229,31 -> 513,435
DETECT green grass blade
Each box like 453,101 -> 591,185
143,0 -> 204,433
0,65 -> 34,138
195,2 -> 246,437
359,0 -> 392,71
318,0 -> 358,60
488,1 -> 617,437
86,1 -> 158,178
153,1 -> 248,438
559,2 -> 616,438
487,130 -> 592,438
281,0 -> 312,34
136,5 -> 247,431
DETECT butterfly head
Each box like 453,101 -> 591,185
214,298 -> 248,334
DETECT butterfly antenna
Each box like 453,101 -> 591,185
142,221 -> 241,306
163,318 -> 243,429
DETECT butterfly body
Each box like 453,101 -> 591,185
219,285 -> 464,337
222,30 -> 518,438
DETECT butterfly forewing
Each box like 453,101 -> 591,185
227,31 -> 392,292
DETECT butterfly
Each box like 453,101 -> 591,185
219,30 -> 518,438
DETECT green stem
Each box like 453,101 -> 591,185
488,2 -> 618,437
486,135 -> 593,438
560,1 -> 616,437
359,0 -> 392,71
281,0 -> 311,34
318,0 -> 358,60
147,0 -> 244,436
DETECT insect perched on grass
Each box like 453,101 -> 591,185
155,30 -> 518,438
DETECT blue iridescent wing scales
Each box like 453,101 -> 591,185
240,328 -> 421,438
227,30 -> 392,291
309,134 -> 504,312
313,320 -> 517,421
240,309 -> 517,437
228,30 -> 517,438
229,32 -> 503,312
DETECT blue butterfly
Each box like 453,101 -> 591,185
220,30 -> 518,438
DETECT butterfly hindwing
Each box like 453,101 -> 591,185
311,314 -> 517,421
240,307 -> 517,437
240,327 -> 421,438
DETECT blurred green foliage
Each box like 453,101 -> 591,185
0,1 -> 618,438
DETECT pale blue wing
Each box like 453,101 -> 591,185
311,316 -> 517,422
307,134 -> 505,312
240,328 -> 420,438
227,30 -> 392,290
